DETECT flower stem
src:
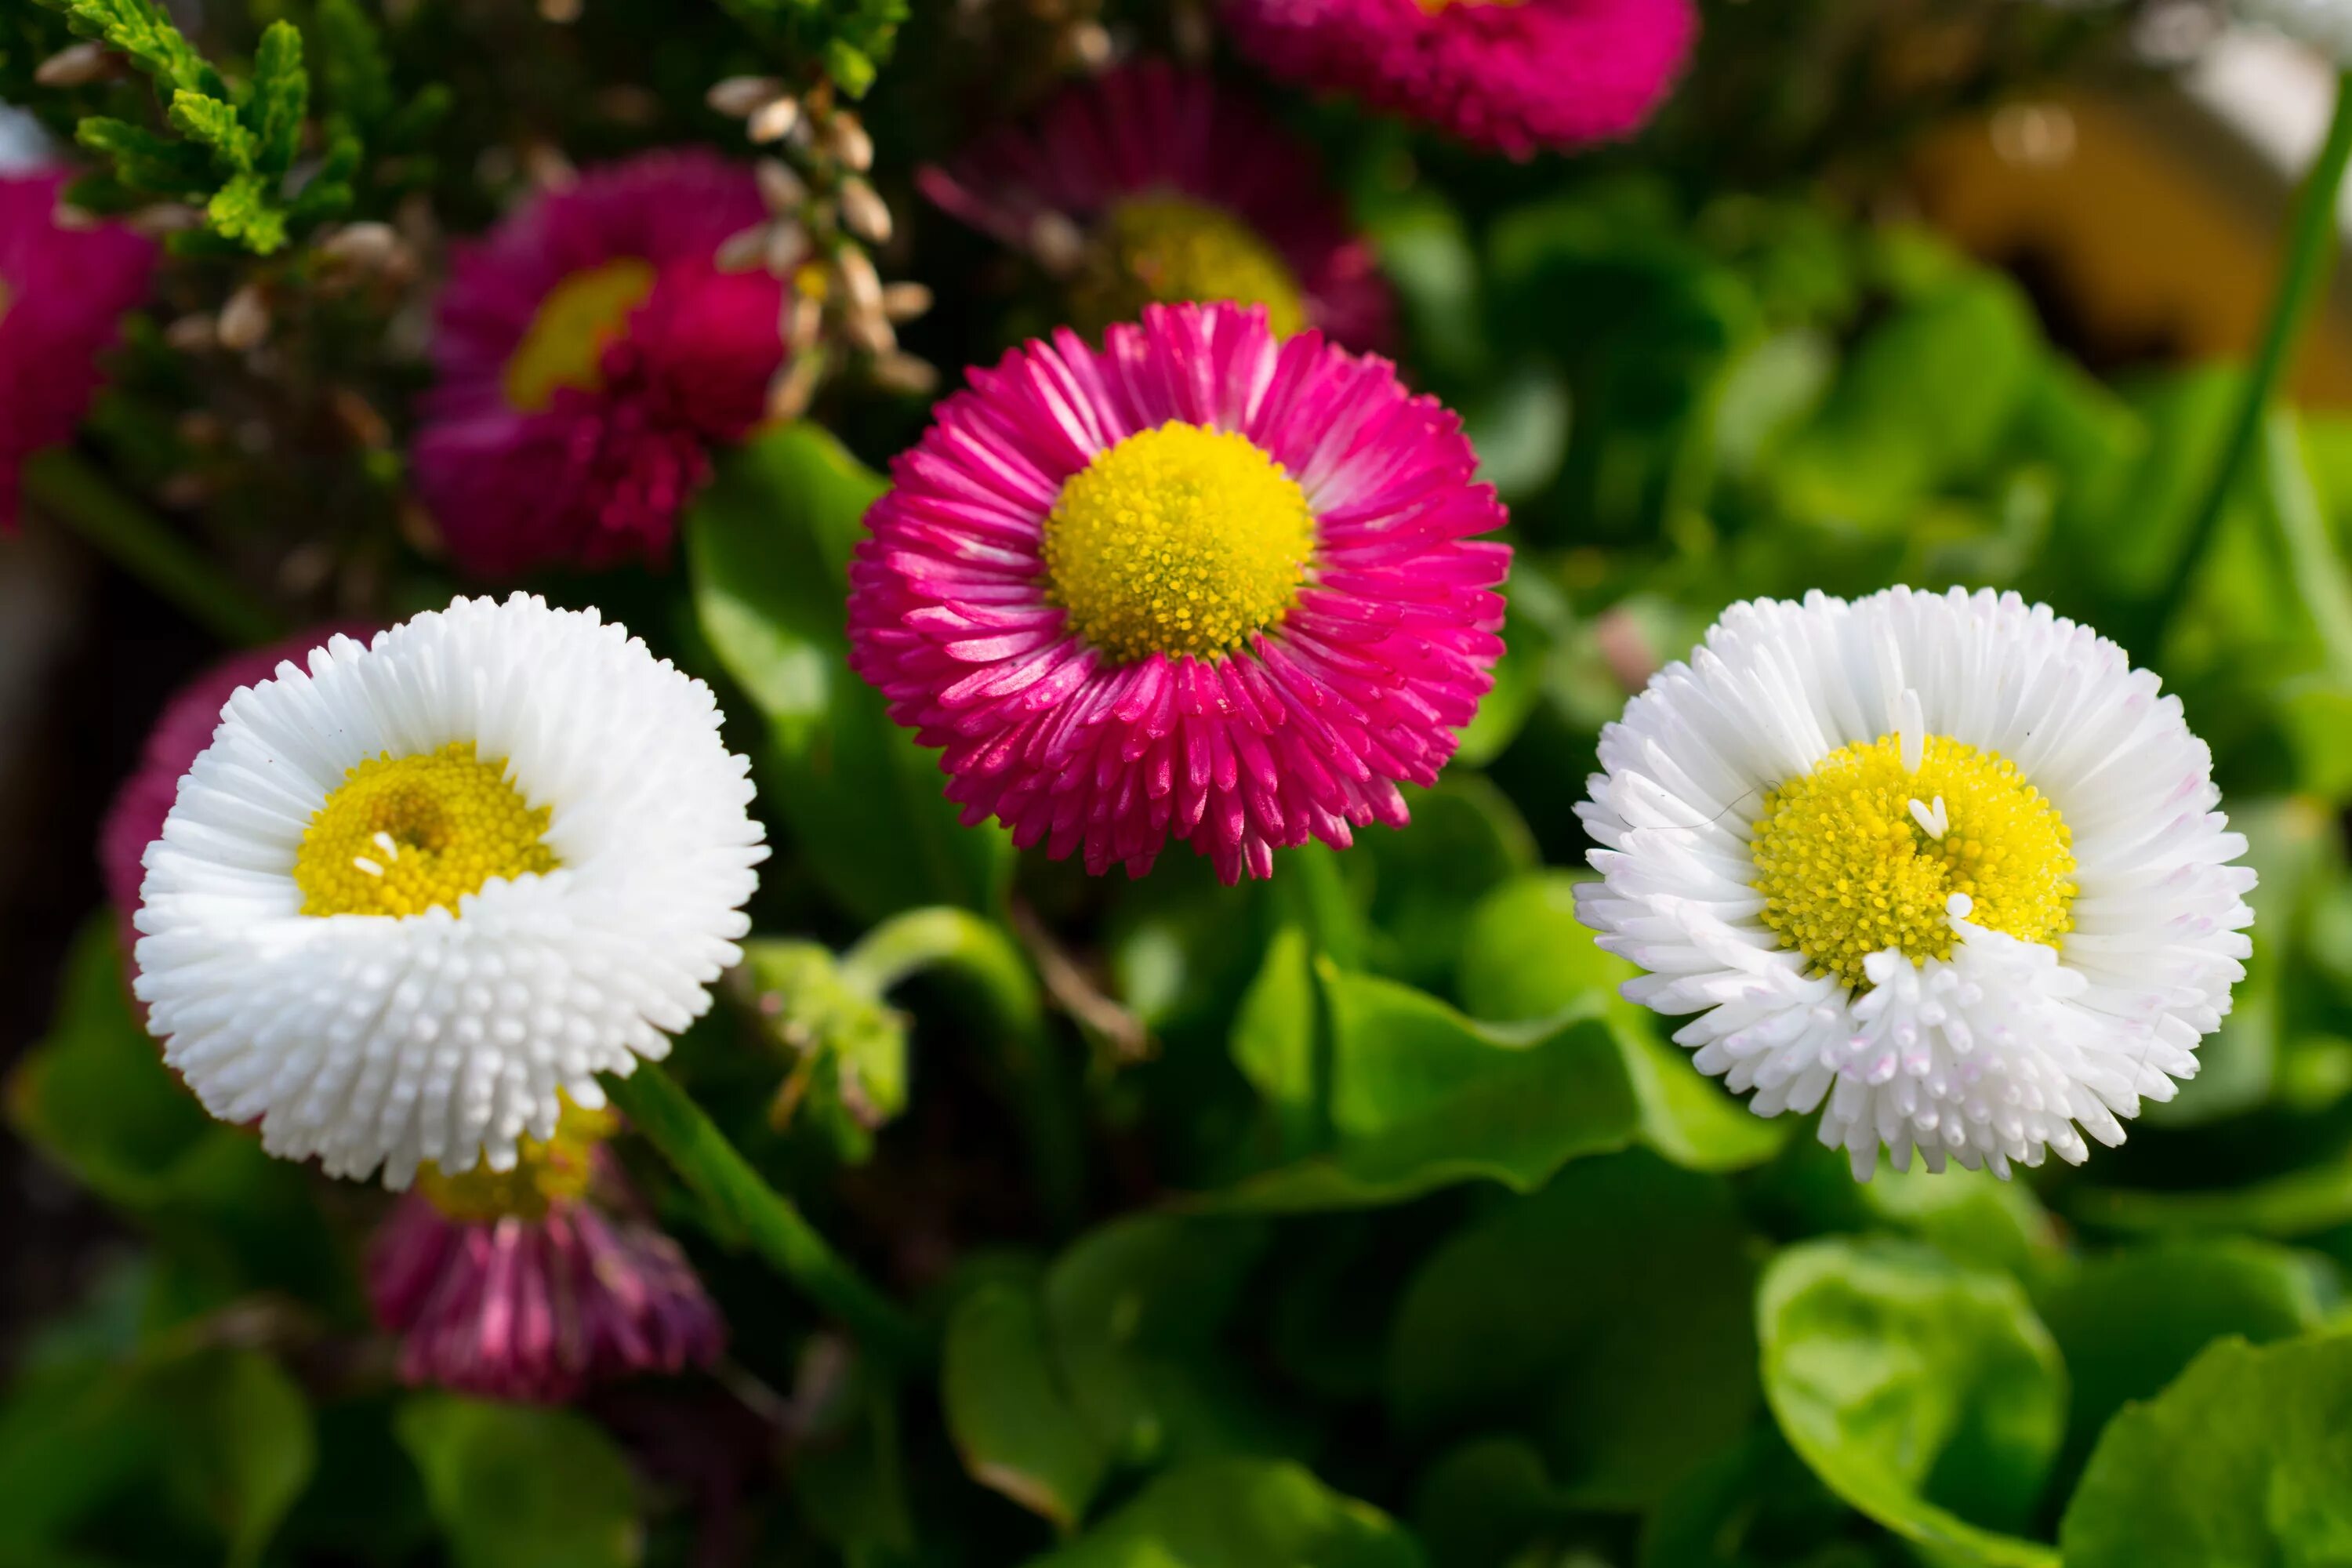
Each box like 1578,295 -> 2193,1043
841,907 -> 1087,1235
2154,69 -> 2352,640
602,1060 -> 931,1371
2262,412 -> 2352,683
21,447 -> 282,649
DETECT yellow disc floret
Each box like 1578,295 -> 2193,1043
1749,733 -> 2077,989
294,741 -> 560,918
1074,195 -> 1308,338
416,1100 -> 615,1222
502,257 -> 658,412
1043,420 -> 1317,664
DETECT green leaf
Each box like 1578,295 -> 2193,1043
1042,1214 -> 1306,1468
686,423 -> 1009,923
165,88 -> 258,167
247,22 -> 307,177
1752,1139 -> 2060,1277
942,1283 -> 1108,1531
739,938 -> 909,1162
153,1349 -> 315,1568
396,1397 -> 641,1568
312,0 -> 394,129
1757,1239 -> 2064,1567
2060,1334 -> 2352,1567
2035,1240 -> 2331,1488
1199,972 -> 1642,1214
1639,1430 -> 1884,1568
1027,1457 -> 1425,1568
1455,873 -> 1786,1174
1408,1436 -> 1573,1568
1388,1152 -> 1759,1508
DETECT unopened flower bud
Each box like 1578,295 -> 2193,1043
834,246 -> 883,313
707,75 -> 783,118
869,352 -> 939,396
35,41 -> 112,87
880,281 -> 933,322
756,158 -> 808,214
749,96 -> 803,145
217,285 -> 271,352
826,114 -> 873,172
838,177 -> 891,245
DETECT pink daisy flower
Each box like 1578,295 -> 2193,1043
847,301 -> 1509,884
414,149 -> 784,576
1223,0 -> 1697,159
369,1105 -> 724,1403
100,623 -> 379,983
918,61 -> 1393,350
1,169 -> 156,529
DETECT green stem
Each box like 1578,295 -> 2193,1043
2154,70 -> 2352,640
2261,412 -> 2352,683
602,1062 -> 931,1371
22,447 -> 282,649
842,908 -> 1087,1234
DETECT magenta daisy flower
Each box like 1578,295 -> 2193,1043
1223,0 -> 1697,159
919,61 -> 1392,350
415,149 -> 784,576
1,169 -> 156,529
848,301 -> 1509,884
369,1104 -> 724,1403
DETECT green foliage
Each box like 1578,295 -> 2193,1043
397,1398 -> 644,1568
688,423 -> 1011,923
2058,1334 -> 2352,1567
1757,1240 -> 2064,1566
1028,1458 -> 1423,1568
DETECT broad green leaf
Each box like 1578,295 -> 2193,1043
1388,1152 -> 1759,1508
153,1349 -> 314,1568
1409,1436 -> 1571,1568
1027,1457 -> 1425,1568
685,423 -> 1009,923
2060,1334 -> 2352,1567
1200,973 -> 1642,1213
397,1397 -> 641,1568
942,1283 -> 1108,1532
1042,1215 -> 1306,1468
1758,1240 -> 2063,1567
2035,1240 -> 2331,1487
1456,874 -> 1785,1174
1640,1430 -> 1890,1568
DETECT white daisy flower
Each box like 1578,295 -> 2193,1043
134,593 -> 768,1188
1574,587 -> 2256,1180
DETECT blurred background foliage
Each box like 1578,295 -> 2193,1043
8,0 -> 2352,1565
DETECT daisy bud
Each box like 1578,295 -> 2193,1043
826,113 -> 874,172
839,176 -> 892,245
749,95 -> 804,145
868,350 -> 938,396
538,0 -> 582,22
756,157 -> 808,214
880,281 -> 933,321
165,313 -> 219,352
217,285 -> 271,352
1029,210 -> 1086,274
717,222 -> 771,271
767,353 -> 824,421
834,245 -> 883,312
124,203 -> 204,238
35,41 -> 112,87
319,220 -> 401,269
764,220 -> 810,275
706,74 -> 783,117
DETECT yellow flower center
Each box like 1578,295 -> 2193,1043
501,257 -> 658,412
1075,195 -> 1308,338
417,1101 -> 615,1221
1749,734 -> 2078,989
293,741 -> 560,918
1042,421 -> 1316,664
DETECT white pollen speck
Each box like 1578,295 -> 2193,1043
353,856 -> 385,877
373,831 -> 401,859
1907,795 -> 1950,839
